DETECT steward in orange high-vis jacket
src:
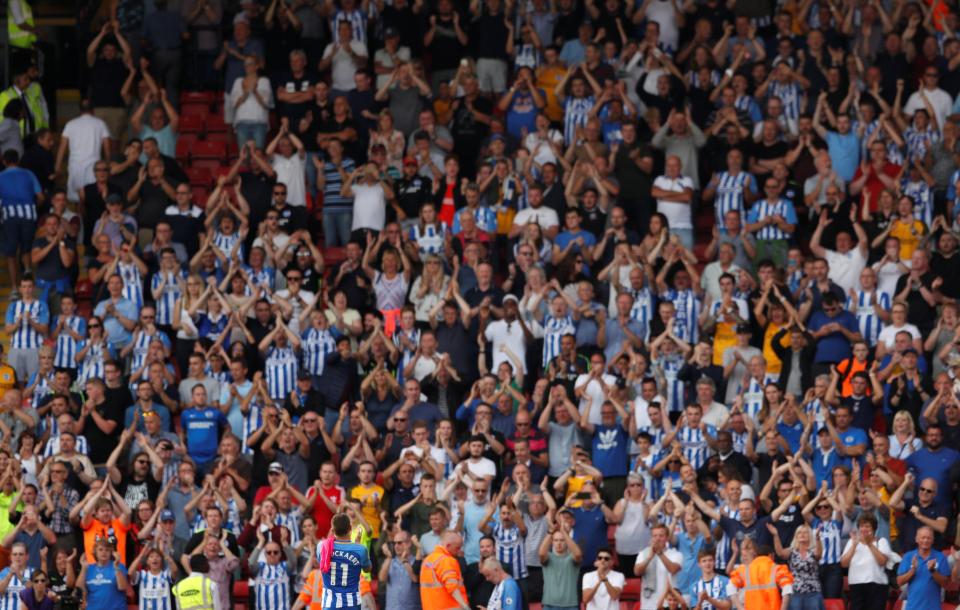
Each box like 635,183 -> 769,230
419,531 -> 471,610
729,539 -> 794,610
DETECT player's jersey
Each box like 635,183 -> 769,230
318,541 -> 370,610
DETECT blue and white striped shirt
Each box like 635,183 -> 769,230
27,370 -> 53,408
0,166 -> 40,220
655,353 -> 686,413
132,568 -> 173,610
246,266 -> 276,295
542,314 -> 576,367
409,222 -> 447,257
242,404 -> 262,455
711,171 -> 757,226
514,44 -> 541,70
847,290 -> 890,347
276,507 -> 303,546
266,346 -> 298,401
78,339 -> 109,383
628,287 -> 656,341
691,574 -> 734,610
5,299 -> 49,349
747,198 -> 797,242
714,507 -> 740,569
562,96 -> 595,145
213,230 -> 243,261
151,270 -> 185,326
53,314 -> 85,369
393,327 -> 420,386
741,377 -> 765,423
663,289 -> 700,344
118,261 -> 144,310
901,179 -> 934,228
812,517 -> 843,564
255,560 -> 291,610
904,126 -> 939,163
322,159 -> 357,211
43,434 -> 89,458
769,81 -> 803,119
492,521 -> 527,579
130,329 -> 170,377
677,424 -> 716,470
332,9 -> 367,45
301,327 -> 337,377
451,206 -> 497,235
0,567 -> 32,610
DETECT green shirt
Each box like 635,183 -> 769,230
542,550 -> 579,607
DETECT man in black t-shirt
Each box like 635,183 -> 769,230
273,50 -> 317,130
80,378 -> 125,468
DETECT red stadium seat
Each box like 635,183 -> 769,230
186,166 -> 212,186
180,102 -> 211,120
180,91 -> 215,106
175,135 -> 197,162
824,600 -> 845,610
75,279 -> 92,301
622,578 -> 641,601
205,113 -> 228,134
323,247 -> 346,268
192,139 -> 227,160
179,114 -> 204,134
191,185 -> 210,206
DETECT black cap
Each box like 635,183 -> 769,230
384,26 -> 399,38
297,370 -> 312,381
735,324 -> 751,334
106,193 -> 123,204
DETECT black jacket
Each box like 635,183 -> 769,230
772,328 -> 816,394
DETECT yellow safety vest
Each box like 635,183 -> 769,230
0,85 -> 46,137
7,0 -> 35,49
171,574 -> 217,610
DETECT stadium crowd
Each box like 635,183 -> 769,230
7,0 -> 960,608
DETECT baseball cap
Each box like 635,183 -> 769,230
297,370 -> 312,381
160,510 -> 175,522
106,193 -> 123,205
384,26 -> 399,38
268,462 -> 284,473
403,156 -> 418,166
735,324 -> 751,334
503,294 -> 519,304
902,348 -> 919,357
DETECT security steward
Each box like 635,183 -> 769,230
420,531 -> 471,610
172,555 -> 222,610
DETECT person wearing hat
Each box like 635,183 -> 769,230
393,154 -> 432,229
373,27 -> 411,90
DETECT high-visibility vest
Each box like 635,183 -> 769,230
297,569 -> 325,610
7,0 -> 35,49
172,574 -> 217,610
0,85 -> 46,137
419,547 -> 466,610
731,556 -> 794,610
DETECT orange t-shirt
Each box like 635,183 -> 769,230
83,518 -> 131,565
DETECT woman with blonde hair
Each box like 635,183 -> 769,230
409,254 -> 450,323
368,109 -> 405,171
172,273 -> 205,375
770,521 -> 824,609
888,410 -> 923,459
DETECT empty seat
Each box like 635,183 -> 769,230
179,114 -> 204,134
205,113 -> 228,133
190,158 -> 223,175
186,166 -> 212,186
180,91 -> 215,105
192,140 -> 227,160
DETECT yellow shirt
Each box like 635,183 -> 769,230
563,475 -> 596,508
762,323 -> 789,375
889,219 -> 926,260
536,66 -> 567,123
0,364 -> 15,401
350,484 -> 385,538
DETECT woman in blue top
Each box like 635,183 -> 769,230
78,539 -> 128,610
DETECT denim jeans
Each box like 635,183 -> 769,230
323,210 -> 353,247
672,227 -> 694,250
234,121 -> 267,150
789,591 -> 824,610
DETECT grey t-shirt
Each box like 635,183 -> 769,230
542,551 -> 580,607
388,86 -> 427,138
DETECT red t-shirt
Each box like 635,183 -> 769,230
310,485 -> 344,537
853,162 -> 901,211
440,182 -> 456,226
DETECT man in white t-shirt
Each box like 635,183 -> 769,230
633,524 -> 683,610
319,21 -> 368,93
510,183 -> 560,239
459,434 -> 497,483
56,100 -> 111,201
650,155 -> 695,248
575,353 -> 618,427
484,295 -> 539,374
810,210 -> 868,293
582,549 -> 625,610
